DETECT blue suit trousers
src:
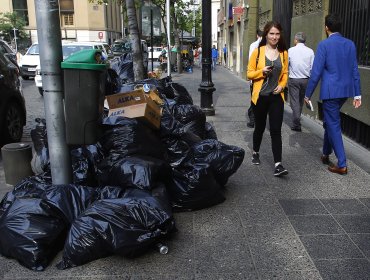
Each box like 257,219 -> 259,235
322,98 -> 347,168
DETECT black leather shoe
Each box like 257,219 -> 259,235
328,165 -> 348,175
321,155 -> 330,165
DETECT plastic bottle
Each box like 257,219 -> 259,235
155,243 -> 169,255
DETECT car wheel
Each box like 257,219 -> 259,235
2,102 -> 24,143
22,75 -> 29,80
38,87 -> 44,96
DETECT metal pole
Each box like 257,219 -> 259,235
13,28 -> 18,53
150,8 -> 154,71
121,4 -> 124,38
198,0 -> 215,116
166,0 -> 171,77
34,0 -> 73,184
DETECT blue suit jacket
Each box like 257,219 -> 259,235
305,33 -> 361,100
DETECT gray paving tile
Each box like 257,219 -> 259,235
349,234 -> 370,258
258,269 -> 322,280
193,208 -> 244,237
314,259 -> 370,280
194,272 -> 258,279
320,199 -> 370,215
279,199 -> 328,215
288,215 -> 344,235
299,235 -> 364,259
334,215 -> 370,233
359,198 -> 370,209
248,237 -> 316,272
193,233 -> 256,275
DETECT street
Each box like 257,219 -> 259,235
20,79 -> 45,145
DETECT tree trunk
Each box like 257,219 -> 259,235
126,0 -> 144,80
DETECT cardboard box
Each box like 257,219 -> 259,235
106,89 -> 161,129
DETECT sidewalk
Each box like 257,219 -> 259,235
1,65 -> 370,279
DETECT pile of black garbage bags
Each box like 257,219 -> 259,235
0,77 -> 245,271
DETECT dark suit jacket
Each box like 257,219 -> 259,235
305,33 -> 361,100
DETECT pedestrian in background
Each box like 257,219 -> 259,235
247,21 -> 289,177
304,13 -> 361,175
223,44 -> 227,66
197,43 -> 202,67
247,29 -> 263,128
288,32 -> 314,132
211,45 -> 218,70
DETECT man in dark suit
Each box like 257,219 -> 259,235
304,13 -> 362,175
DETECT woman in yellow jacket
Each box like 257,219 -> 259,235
247,21 -> 289,177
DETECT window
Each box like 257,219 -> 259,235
330,0 -> 370,66
60,0 -> 74,12
62,14 -> 74,26
12,0 -> 29,25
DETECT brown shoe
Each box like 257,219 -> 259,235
321,155 -> 330,165
328,165 -> 348,175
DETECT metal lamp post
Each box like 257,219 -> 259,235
198,0 -> 215,116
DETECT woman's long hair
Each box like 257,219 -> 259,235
258,21 -> 287,52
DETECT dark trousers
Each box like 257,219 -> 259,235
253,94 -> 284,163
288,78 -> 308,129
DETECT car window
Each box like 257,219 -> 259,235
26,44 -> 39,55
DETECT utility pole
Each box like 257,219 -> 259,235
12,28 -> 18,53
166,0 -> 171,77
198,0 -> 215,116
34,0 -> 73,184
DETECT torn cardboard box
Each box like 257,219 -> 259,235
106,89 -> 161,129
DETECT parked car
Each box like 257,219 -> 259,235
18,42 -> 39,80
35,41 -> 113,95
148,46 -> 162,61
0,49 -> 26,145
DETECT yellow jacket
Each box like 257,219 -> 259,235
247,46 -> 288,105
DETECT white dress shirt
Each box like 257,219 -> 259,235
248,38 -> 262,59
288,43 -> 314,79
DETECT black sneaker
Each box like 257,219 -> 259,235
274,164 -> 288,177
252,153 -> 260,165
247,122 -> 255,128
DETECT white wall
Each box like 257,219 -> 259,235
211,0 -> 220,48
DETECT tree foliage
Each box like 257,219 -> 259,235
0,12 -> 27,42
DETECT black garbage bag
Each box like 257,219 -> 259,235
98,155 -> 172,191
105,68 -> 121,96
172,104 -> 206,139
168,163 -> 225,212
160,107 -> 202,144
0,198 -> 67,271
0,184 -> 99,271
204,122 -> 218,140
170,83 -> 193,105
56,187 -> 176,269
30,118 -> 50,174
0,174 -> 51,218
100,116 -> 165,159
109,53 -> 134,83
97,185 -> 127,200
41,184 -> 98,224
160,137 -> 193,167
71,144 -> 104,187
192,139 -> 245,186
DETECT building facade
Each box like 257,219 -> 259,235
0,0 -> 123,45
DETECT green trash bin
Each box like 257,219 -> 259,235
61,49 -> 108,145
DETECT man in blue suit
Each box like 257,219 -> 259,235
304,13 -> 362,175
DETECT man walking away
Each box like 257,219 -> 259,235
305,13 -> 362,175
288,32 -> 314,132
211,45 -> 218,70
197,43 -> 202,67
247,29 -> 263,128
